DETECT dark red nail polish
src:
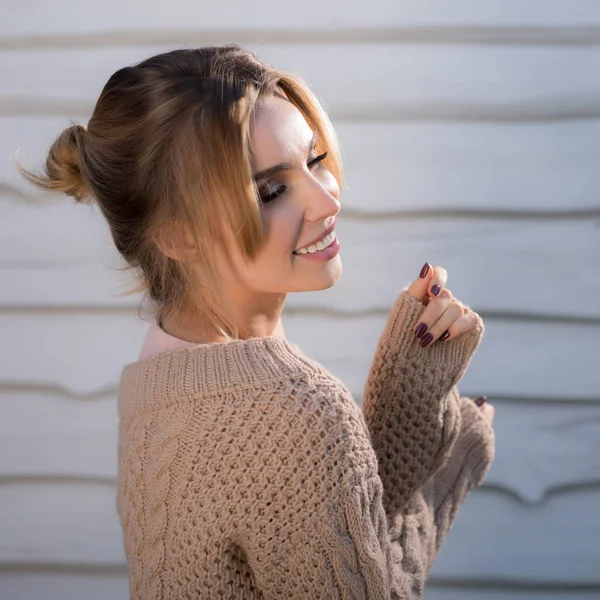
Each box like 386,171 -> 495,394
419,263 -> 430,278
420,333 -> 433,348
474,396 -> 487,407
440,331 -> 450,341
415,323 -> 427,339
431,284 -> 441,296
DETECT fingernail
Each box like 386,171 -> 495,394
415,323 -> 428,339
474,396 -> 487,407
420,333 -> 434,348
440,331 -> 450,341
431,284 -> 441,296
419,263 -> 430,278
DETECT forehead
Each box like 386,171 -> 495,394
249,95 -> 314,169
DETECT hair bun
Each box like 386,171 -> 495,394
19,123 -> 92,203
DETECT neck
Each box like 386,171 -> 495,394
160,292 -> 288,344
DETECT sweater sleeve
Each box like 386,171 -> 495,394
360,287 -> 485,521
419,394 -> 495,567
237,381 -> 437,600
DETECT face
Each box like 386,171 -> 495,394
221,94 -> 342,297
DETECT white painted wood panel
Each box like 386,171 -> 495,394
2,482 -> 598,582
0,573 -> 129,600
0,573 -> 596,600
0,483 -> 124,564
1,197 -> 597,319
6,117 -> 600,212
0,391 -> 117,480
3,45 -> 600,119
485,401 -> 600,503
2,1 -> 598,596
425,589 -> 600,600
3,394 -> 598,505
0,313 -> 146,397
337,122 -> 600,213
1,312 -> 598,400
303,218 -> 598,318
289,314 -> 600,401
2,0 -> 599,38
431,488 -> 600,583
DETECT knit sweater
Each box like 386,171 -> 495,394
116,288 -> 495,599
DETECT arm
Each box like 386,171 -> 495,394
236,381 -> 433,600
361,287 -> 485,521
420,395 -> 495,566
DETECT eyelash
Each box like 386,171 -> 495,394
259,151 -> 328,204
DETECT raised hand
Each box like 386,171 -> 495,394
406,262 -> 494,424
405,262 -> 482,347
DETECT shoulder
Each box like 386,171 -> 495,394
256,373 -> 380,486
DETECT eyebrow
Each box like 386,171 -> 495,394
252,131 -> 318,182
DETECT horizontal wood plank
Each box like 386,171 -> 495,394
485,400 -> 600,502
2,1 -> 600,39
0,573 -> 129,600
3,45 -> 600,119
0,483 -> 124,564
6,117 -> 600,212
1,571 -> 597,600
287,312 -> 600,400
1,481 -> 598,583
425,588 -> 600,600
2,392 -> 598,503
301,218 -> 599,319
1,311 -> 598,400
431,488 -> 600,584
1,189 -> 597,318
1,572 -> 598,600
0,391 -> 118,480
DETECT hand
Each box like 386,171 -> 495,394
405,262 -> 483,348
473,396 -> 495,424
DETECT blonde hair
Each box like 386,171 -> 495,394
18,44 -> 343,340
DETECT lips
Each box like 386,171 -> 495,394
294,221 -> 336,254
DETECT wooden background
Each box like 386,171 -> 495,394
1,1 -> 599,598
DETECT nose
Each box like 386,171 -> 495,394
302,169 -> 341,223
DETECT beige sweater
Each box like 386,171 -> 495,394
117,289 -> 495,599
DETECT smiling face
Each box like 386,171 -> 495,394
220,93 -> 342,296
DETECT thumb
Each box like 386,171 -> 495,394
405,262 -> 433,302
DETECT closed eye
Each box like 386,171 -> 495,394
259,151 -> 329,204
308,151 -> 328,169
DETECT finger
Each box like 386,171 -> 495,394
438,310 -> 481,342
480,402 -> 495,424
413,288 -> 455,345
421,299 -> 465,346
405,262 -> 434,303
427,265 -> 448,298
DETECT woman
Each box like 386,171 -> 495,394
21,44 -> 495,599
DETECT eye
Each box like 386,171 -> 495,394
260,184 -> 286,204
259,151 -> 329,204
308,151 -> 328,170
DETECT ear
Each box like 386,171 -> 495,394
153,220 -> 197,261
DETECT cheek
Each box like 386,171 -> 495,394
260,204 -> 298,258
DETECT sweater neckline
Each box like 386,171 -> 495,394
118,335 -> 320,420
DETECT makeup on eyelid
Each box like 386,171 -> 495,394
259,151 -> 328,203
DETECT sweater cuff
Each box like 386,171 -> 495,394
387,286 -> 485,391
451,396 -> 496,488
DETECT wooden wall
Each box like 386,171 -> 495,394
2,2 -> 599,598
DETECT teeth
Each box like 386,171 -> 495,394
296,231 -> 335,254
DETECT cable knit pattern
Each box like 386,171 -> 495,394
116,289 -> 494,599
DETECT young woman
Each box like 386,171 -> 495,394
21,44 -> 495,599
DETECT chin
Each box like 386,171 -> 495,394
301,261 -> 343,292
